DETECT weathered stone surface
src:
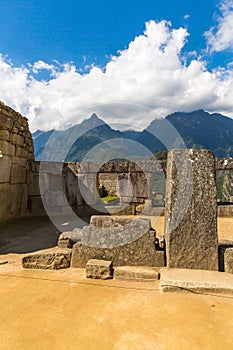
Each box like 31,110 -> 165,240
0,130 -> 9,141
58,228 -> 83,248
10,164 -> 27,184
165,149 -> 219,271
160,268 -> 233,294
215,157 -> 233,170
0,140 -> 15,156
71,229 -> 165,268
114,266 -> 160,282
0,114 -> 13,130
22,248 -> 71,270
78,173 -> 98,205
15,146 -> 28,158
0,101 -> 33,223
218,205 -> 233,217
10,133 -> 24,146
0,155 -> 11,183
86,259 -> 113,279
218,240 -> 233,272
11,156 -> 27,167
0,183 -> 28,222
224,248 -> 233,274
28,196 -> 46,215
27,172 -> 40,196
90,215 -> 138,228
83,217 -> 152,248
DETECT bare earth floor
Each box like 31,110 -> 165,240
0,216 -> 233,350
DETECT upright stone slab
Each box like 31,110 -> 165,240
165,149 -> 218,271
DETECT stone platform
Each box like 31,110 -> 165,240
160,268 -> 233,294
114,266 -> 160,282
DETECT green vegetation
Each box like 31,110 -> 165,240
100,195 -> 119,203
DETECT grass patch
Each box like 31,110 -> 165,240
101,195 -> 119,202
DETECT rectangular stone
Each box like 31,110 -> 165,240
114,266 -> 160,282
78,173 -> 98,205
10,164 -> 27,184
0,155 -> 11,183
10,133 -> 24,146
0,130 -> 10,141
0,114 -> 13,130
86,259 -> 113,279
0,183 -> 28,222
71,227 -> 165,268
160,268 -> 233,294
0,140 -> 15,156
15,146 -> 28,158
224,248 -> 233,274
90,215 -> 137,228
11,156 -> 27,167
164,149 -> 218,271
22,248 -> 71,270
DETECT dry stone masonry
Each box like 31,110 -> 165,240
0,101 -> 34,222
165,149 -> 219,271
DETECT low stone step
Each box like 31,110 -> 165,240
86,259 -> 113,280
160,268 -> 233,294
22,248 -> 71,270
114,266 -> 160,282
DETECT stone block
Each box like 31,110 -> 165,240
160,268 -> 233,294
218,205 -> 233,217
78,173 -> 98,205
0,130 -> 10,140
0,114 -> 13,130
0,155 -> 11,183
10,133 -> 24,146
90,215 -> 136,228
0,183 -> 28,222
0,140 -> 15,156
164,149 -> 218,271
58,228 -> 83,248
71,228 -> 165,268
22,248 -> 71,270
86,259 -> 113,279
15,146 -> 28,158
10,164 -> 27,184
224,248 -> 233,274
114,266 -> 160,282
11,156 -> 27,167
83,217 -> 151,248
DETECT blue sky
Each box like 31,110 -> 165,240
0,0 -> 233,131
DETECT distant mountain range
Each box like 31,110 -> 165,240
33,109 -> 233,162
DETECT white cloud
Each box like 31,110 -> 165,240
205,0 -> 233,52
31,60 -> 56,74
0,20 -> 233,132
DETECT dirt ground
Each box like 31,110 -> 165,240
0,216 -> 232,350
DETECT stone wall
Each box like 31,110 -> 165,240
0,101 -> 34,223
27,160 -> 165,216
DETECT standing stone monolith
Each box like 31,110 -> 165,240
164,149 -> 218,271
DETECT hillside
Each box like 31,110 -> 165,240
33,109 -> 233,161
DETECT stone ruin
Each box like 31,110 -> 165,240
0,101 -> 34,222
1,101 -> 233,279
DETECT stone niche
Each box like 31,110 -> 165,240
0,101 -> 34,223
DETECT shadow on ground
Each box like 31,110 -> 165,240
0,216 -> 62,254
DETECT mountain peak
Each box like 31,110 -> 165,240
89,113 -> 100,121
82,113 -> 106,127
